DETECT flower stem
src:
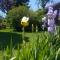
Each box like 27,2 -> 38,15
22,27 -> 25,43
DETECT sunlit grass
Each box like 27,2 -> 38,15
0,29 -> 13,32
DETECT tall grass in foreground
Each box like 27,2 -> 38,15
3,32 -> 60,60
1,26 -> 60,60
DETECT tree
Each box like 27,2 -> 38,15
0,0 -> 13,11
7,5 -> 41,31
15,0 -> 29,6
7,6 -> 29,31
36,9 -> 46,21
37,0 -> 50,8
0,0 -> 29,11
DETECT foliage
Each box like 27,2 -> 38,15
34,9 -> 47,31
36,9 -> 46,22
0,0 -> 29,11
7,6 -> 29,31
15,0 -> 29,6
0,19 -> 7,29
37,0 -> 50,8
28,10 -> 38,23
0,31 -> 60,60
18,32 -> 60,60
7,6 -> 42,31
5,46 -> 11,60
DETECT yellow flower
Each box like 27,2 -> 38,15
21,16 -> 29,27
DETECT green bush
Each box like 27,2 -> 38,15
7,6 -> 29,31
7,6 -> 43,32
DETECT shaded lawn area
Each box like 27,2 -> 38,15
0,28 -> 46,49
0,32 -> 22,49
0,31 -> 42,49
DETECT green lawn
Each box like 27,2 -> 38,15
0,29 -> 13,32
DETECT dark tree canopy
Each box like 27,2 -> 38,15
0,0 -> 29,11
37,0 -> 50,8
15,0 -> 29,6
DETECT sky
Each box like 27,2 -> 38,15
29,0 -> 60,11
0,9 -> 7,18
29,0 -> 38,11
0,0 -> 60,18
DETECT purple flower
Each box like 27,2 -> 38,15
47,19 -> 55,32
46,6 -> 57,33
48,26 -> 55,33
48,19 -> 55,26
